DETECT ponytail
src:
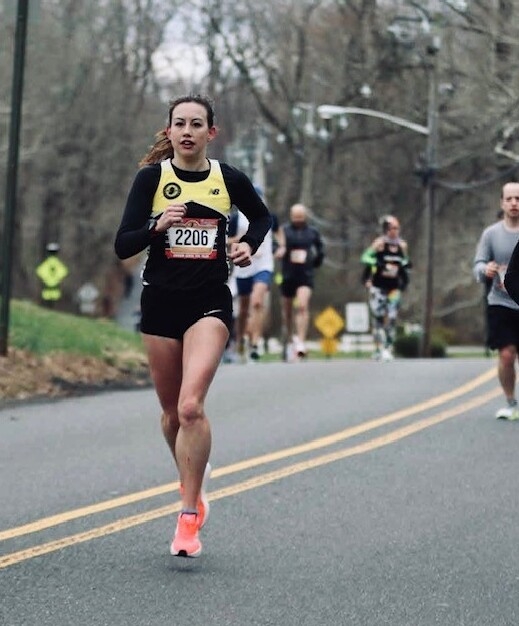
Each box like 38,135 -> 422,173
138,129 -> 173,167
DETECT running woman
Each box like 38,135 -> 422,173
114,95 -> 271,556
361,215 -> 411,361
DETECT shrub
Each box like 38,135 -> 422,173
394,333 -> 420,358
394,332 -> 446,358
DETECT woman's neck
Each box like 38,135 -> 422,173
171,156 -> 209,172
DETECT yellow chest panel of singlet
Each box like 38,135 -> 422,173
151,159 -> 231,217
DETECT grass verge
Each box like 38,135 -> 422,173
9,299 -> 145,364
1,300 -> 149,402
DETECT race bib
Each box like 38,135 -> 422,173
290,249 -> 307,264
166,218 -> 218,259
381,263 -> 399,278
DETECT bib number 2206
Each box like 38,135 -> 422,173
166,218 -> 218,259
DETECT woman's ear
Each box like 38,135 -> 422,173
207,125 -> 218,141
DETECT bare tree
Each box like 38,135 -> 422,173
1,0 -> 180,311
184,0 -> 519,341
3,0 -> 519,342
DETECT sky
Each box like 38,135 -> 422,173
152,41 -> 208,90
152,6 -> 209,92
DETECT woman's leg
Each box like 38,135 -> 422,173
176,317 -> 229,510
142,334 -> 183,467
385,289 -> 402,348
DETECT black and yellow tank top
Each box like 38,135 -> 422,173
114,158 -> 272,293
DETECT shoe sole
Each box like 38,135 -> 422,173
171,547 -> 202,558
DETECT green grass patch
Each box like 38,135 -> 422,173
9,299 -> 144,361
257,348 -> 372,362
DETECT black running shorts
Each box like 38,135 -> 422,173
486,305 -> 519,350
140,283 -> 233,339
280,277 -> 313,298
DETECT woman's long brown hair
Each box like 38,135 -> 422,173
138,94 -> 215,167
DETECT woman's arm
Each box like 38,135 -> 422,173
114,166 -> 160,259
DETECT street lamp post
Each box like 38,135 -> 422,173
421,41 -> 440,357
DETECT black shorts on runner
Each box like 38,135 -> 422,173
140,283 -> 233,340
280,277 -> 313,298
486,305 -> 519,350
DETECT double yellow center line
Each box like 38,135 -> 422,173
0,367 -> 499,569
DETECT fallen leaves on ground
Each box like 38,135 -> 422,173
0,348 -> 151,404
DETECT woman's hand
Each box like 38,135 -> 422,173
229,241 -> 252,267
155,204 -> 187,232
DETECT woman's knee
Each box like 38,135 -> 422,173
178,398 -> 204,426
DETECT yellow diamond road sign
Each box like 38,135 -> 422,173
314,306 -> 344,339
36,257 -> 69,288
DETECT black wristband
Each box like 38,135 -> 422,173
146,218 -> 158,234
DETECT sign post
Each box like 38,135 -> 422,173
345,302 -> 370,357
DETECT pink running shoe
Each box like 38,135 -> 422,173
170,513 -> 202,558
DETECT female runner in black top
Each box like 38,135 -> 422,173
115,95 -> 271,557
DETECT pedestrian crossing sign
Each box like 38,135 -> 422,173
314,306 -> 344,339
36,256 -> 68,288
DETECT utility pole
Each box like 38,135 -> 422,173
420,36 -> 440,357
0,0 -> 29,356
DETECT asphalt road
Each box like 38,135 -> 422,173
1,357 -> 518,626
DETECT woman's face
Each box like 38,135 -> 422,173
166,102 -> 216,160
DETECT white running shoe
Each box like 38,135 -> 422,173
381,348 -> 394,361
496,406 -> 519,420
293,336 -> 307,358
284,342 -> 297,363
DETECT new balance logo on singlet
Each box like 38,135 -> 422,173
209,189 -> 220,195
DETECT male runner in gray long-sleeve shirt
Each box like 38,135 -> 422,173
473,181 -> 519,419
